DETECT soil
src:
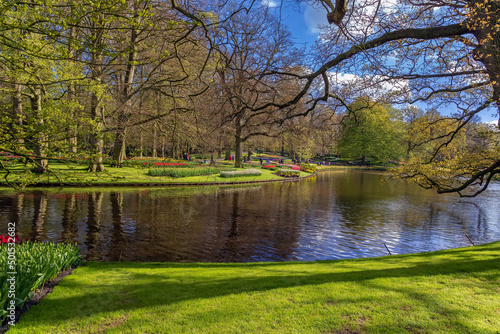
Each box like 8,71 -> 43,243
0,268 -> 74,333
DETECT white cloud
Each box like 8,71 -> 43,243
304,3 -> 329,34
261,0 -> 279,8
485,120 -> 499,127
327,72 -> 409,100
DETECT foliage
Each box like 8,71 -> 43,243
219,169 -> 262,178
148,167 -> 223,178
338,99 -> 406,164
394,120 -> 500,196
0,238 -> 81,322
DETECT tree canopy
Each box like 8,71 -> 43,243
338,99 -> 405,164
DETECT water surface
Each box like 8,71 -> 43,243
0,171 -> 498,262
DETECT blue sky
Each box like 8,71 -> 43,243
261,0 -> 327,46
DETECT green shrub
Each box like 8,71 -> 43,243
219,169 -> 262,178
276,169 -> 300,177
0,239 -> 81,322
300,163 -> 317,173
148,167 -> 223,178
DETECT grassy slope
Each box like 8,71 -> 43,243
9,242 -> 500,334
0,164 -> 309,185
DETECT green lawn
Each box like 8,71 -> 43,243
8,242 -> 500,333
0,163 -> 310,186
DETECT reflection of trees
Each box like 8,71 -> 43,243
9,193 -> 24,233
31,191 -> 47,240
61,194 -> 78,242
110,192 -> 125,261
85,192 -> 103,260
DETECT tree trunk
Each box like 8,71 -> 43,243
152,122 -> 158,158
67,26 -> 78,154
30,85 -> 48,173
88,92 -> 105,172
112,128 -> 127,165
234,117 -> 243,168
12,84 -> 24,149
139,128 -> 144,158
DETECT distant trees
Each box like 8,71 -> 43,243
337,98 -> 405,164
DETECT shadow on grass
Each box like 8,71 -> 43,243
10,242 -> 499,333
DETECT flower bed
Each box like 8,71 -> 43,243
219,169 -> 262,178
262,165 -> 278,170
276,169 -> 300,178
148,167 -> 223,178
300,163 -> 317,173
0,236 -> 81,323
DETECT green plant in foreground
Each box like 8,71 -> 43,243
0,240 -> 81,323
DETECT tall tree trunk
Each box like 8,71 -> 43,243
112,127 -> 127,164
30,85 -> 48,173
67,25 -> 78,154
152,122 -> 158,158
111,2 -> 139,166
12,84 -> 24,149
139,128 -> 144,158
234,117 -> 243,168
88,90 -> 105,172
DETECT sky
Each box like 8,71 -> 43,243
262,0 -> 327,46
259,0 -> 498,124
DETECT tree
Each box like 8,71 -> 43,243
210,3 -> 297,168
337,98 -> 405,164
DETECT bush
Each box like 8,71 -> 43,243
300,163 -> 317,173
262,165 -> 278,170
276,169 -> 300,177
219,169 -> 262,178
148,167 -> 223,178
0,236 -> 81,322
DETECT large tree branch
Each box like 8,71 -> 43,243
256,23 -> 471,114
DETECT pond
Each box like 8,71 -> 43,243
0,171 -> 499,262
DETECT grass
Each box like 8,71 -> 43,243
7,241 -> 500,333
0,163 -> 310,186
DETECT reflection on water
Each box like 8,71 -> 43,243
0,171 -> 499,262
